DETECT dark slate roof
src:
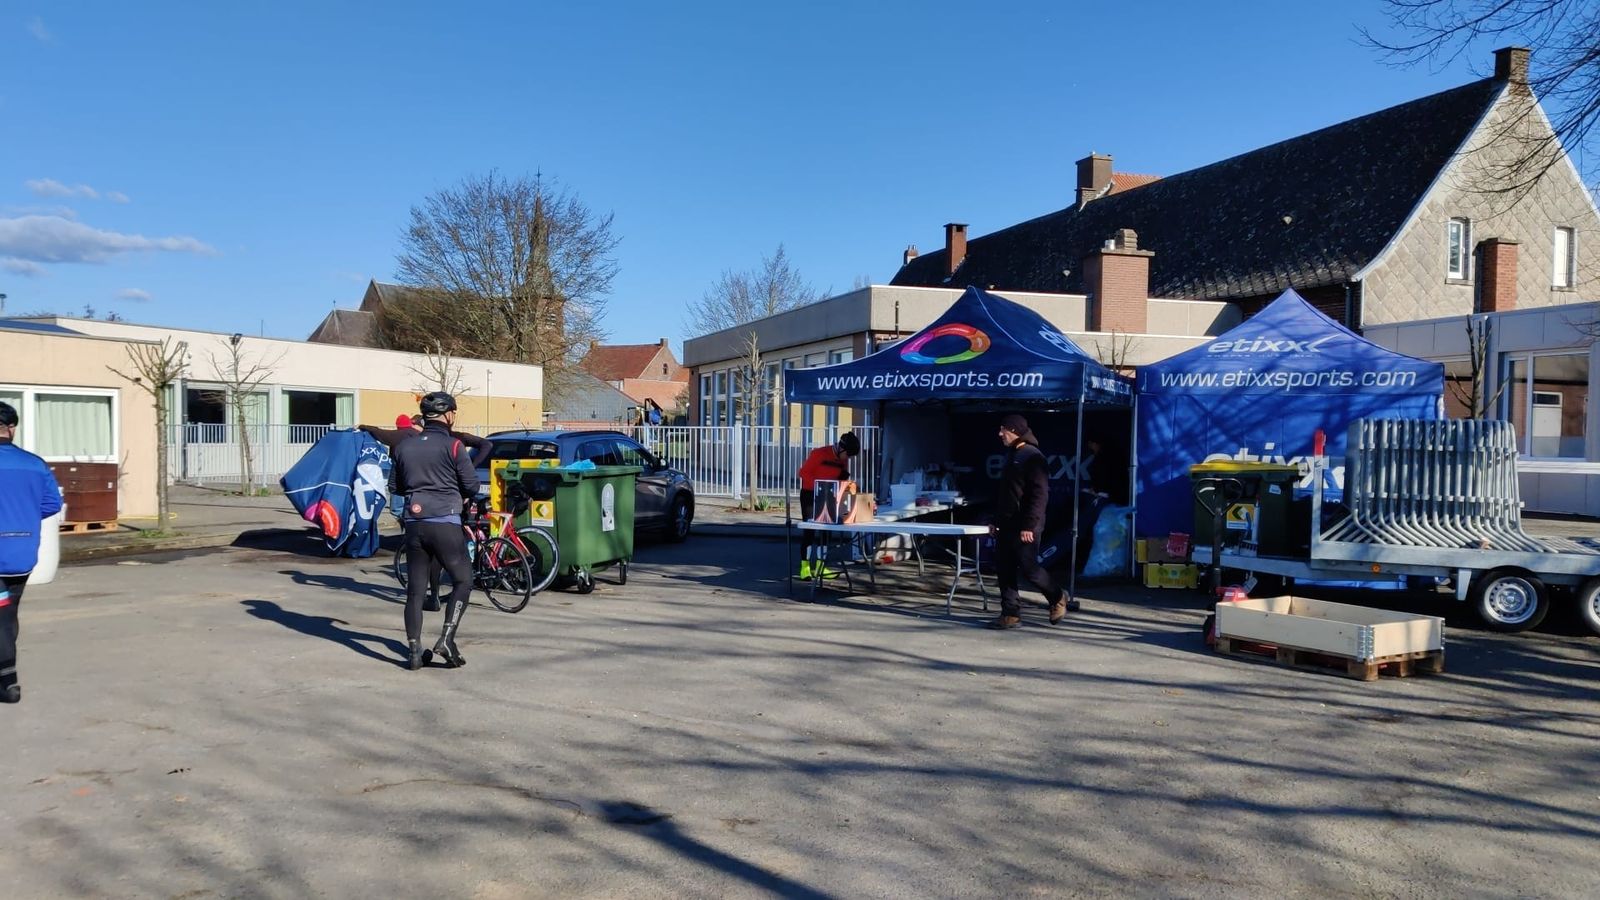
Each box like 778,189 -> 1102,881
306,308 -> 379,346
891,78 -> 1503,300
0,318 -> 83,335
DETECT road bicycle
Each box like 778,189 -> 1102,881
393,497 -> 559,613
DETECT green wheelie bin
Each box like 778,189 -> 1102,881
504,462 -> 639,593
1189,460 -> 1305,557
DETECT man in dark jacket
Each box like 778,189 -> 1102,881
392,393 -> 480,669
361,413 -> 491,613
0,401 -> 64,703
989,414 -> 1075,629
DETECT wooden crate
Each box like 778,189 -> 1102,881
1215,596 -> 1444,681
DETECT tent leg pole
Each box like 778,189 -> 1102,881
783,401 -> 792,599
1070,385 -> 1086,601
1128,395 -> 1139,581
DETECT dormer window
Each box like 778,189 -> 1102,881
1447,217 -> 1471,280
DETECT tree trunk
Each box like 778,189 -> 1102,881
155,393 -> 171,528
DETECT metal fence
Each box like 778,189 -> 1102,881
166,421 -> 878,500
169,423 -> 335,486
624,424 -> 880,500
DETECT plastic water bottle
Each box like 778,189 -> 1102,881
466,538 -> 477,559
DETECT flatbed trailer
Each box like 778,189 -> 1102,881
1194,458 -> 1600,636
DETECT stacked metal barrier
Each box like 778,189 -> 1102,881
1323,418 -> 1546,552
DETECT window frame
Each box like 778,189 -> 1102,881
0,384 -> 120,463
1553,226 -> 1576,289
1446,217 -> 1471,281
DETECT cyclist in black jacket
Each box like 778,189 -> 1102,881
392,392 -> 480,670
360,414 -> 490,613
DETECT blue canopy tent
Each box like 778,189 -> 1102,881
785,286 -> 1134,598
1135,288 -> 1444,539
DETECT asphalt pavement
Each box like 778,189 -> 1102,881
3,533 -> 1597,898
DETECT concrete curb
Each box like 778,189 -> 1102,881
61,531 -> 243,563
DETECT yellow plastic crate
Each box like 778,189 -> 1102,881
1143,562 -> 1198,589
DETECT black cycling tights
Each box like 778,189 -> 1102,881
404,521 -> 473,644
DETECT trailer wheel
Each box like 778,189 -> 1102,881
1470,569 -> 1549,632
1577,577 -> 1600,637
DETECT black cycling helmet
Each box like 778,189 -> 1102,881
0,401 -> 16,428
838,431 -> 860,455
420,392 -> 458,417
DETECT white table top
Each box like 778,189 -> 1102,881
872,502 -> 956,522
798,521 -> 990,537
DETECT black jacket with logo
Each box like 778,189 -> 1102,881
392,422 -> 480,518
996,436 -> 1050,532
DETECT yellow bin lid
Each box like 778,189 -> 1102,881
1189,460 -> 1301,475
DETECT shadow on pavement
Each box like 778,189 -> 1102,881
241,599 -> 407,666
598,801 -> 836,900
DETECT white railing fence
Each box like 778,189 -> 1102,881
165,422 -> 879,500
624,424 -> 880,500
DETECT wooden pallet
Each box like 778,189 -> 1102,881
60,519 -> 118,535
1215,635 -> 1444,681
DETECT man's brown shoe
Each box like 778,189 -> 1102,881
986,615 -> 1022,630
1048,597 -> 1081,624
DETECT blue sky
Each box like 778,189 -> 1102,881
0,1 -> 1543,349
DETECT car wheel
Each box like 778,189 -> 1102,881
666,495 -> 692,543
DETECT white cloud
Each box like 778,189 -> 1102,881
27,16 -> 52,43
116,288 -> 153,302
2,259 -> 44,277
26,178 -> 98,200
0,204 -> 77,219
106,191 -> 131,204
0,215 -> 216,268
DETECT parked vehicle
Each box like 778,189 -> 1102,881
479,429 -> 694,542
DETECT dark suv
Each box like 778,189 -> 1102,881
480,429 -> 693,541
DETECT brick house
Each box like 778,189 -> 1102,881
890,47 -> 1598,332
580,338 -> 689,417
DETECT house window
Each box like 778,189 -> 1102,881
1447,217 -> 1471,280
825,350 -> 853,432
662,363 -> 668,376
1501,351 -> 1589,458
36,393 -> 115,459
1553,227 -> 1575,288
282,390 -> 353,444
698,374 -> 712,425
0,389 -> 23,447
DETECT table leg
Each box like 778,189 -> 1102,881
862,534 -> 878,593
914,535 -> 926,576
946,538 -> 963,616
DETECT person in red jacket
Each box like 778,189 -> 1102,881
797,431 -> 859,578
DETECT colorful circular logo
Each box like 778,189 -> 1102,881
900,323 -> 992,364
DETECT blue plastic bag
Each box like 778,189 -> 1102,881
1083,504 -> 1133,579
567,459 -> 597,471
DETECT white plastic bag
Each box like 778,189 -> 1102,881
1082,504 -> 1133,579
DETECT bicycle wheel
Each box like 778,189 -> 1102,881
476,536 -> 534,613
515,526 -> 561,595
393,544 -> 408,589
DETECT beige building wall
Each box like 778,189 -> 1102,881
0,332 -> 159,519
1361,86 -> 1600,325
357,389 -> 543,433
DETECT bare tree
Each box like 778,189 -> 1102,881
1448,316 -> 1510,418
1090,329 -> 1142,373
384,171 -> 618,402
1364,1 -> 1600,198
107,338 -> 188,529
407,341 -> 470,397
682,244 -> 828,335
732,332 -> 771,509
207,334 -> 282,496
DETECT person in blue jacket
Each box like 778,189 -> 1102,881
0,401 -> 64,704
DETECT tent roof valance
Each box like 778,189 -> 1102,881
785,286 -> 1132,407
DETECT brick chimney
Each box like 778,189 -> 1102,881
1494,46 -> 1530,85
944,224 -> 967,275
1478,237 -> 1519,313
903,244 -> 919,267
1082,228 -> 1153,333
1077,153 -> 1113,209
658,337 -> 669,348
